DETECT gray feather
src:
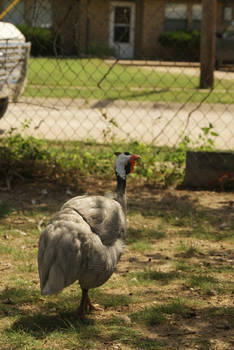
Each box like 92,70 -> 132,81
38,195 -> 126,295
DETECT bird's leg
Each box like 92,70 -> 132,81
77,288 -> 103,317
77,288 -> 89,318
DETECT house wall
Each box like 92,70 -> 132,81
141,0 -> 165,59
58,0 -> 109,56
86,0 -> 109,51
52,0 -> 79,55
135,0 -> 144,58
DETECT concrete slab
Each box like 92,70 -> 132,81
0,97 -> 233,150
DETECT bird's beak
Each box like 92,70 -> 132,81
132,154 -> 141,160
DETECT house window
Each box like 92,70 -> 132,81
29,0 -> 53,28
192,4 -> 202,30
1,0 -> 25,25
113,6 -> 131,43
165,3 -> 188,30
223,7 -> 232,21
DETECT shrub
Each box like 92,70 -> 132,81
17,25 -> 61,57
158,30 -> 200,61
0,128 -> 52,185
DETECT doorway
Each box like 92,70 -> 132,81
109,1 -> 136,59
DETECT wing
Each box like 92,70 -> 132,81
61,195 -> 126,245
38,209 -> 91,295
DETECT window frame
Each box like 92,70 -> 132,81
164,3 -> 188,31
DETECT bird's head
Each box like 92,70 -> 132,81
114,152 -> 141,180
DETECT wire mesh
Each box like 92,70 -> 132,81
0,0 -> 233,153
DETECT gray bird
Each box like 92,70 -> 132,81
38,152 -> 140,318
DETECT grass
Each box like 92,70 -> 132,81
131,298 -> 196,326
130,269 -> 180,286
0,164 -> 233,349
186,274 -> 218,293
23,58 -> 234,104
175,242 -> 202,256
0,202 -> 13,218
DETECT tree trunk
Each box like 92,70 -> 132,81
199,0 -> 217,89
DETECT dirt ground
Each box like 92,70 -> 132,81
0,179 -> 233,350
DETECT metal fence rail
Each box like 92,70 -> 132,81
0,0 -> 233,152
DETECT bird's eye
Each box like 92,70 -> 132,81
124,152 -> 130,156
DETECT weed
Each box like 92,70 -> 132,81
0,125 -> 50,162
175,260 -> 202,273
127,227 -> 166,245
90,290 -> 133,308
186,274 -> 218,295
107,324 -> 165,349
100,109 -> 119,143
197,123 -> 219,151
159,298 -> 195,317
207,306 -> 234,319
0,120 -> 219,188
131,298 -> 194,326
0,329 -> 40,350
176,242 -> 202,257
0,243 -> 26,261
0,202 -> 12,218
130,241 -> 153,252
130,269 -> 180,286
0,287 -> 40,305
131,306 -> 167,326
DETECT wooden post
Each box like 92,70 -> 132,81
199,0 -> 217,89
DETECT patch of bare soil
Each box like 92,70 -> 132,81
0,179 -> 233,350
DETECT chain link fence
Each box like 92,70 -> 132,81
0,1 -> 234,157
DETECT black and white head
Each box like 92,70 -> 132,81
114,152 -> 141,180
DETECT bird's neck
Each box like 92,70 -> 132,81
116,173 -> 126,194
115,174 -> 127,212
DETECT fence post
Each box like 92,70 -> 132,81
199,0 -> 217,89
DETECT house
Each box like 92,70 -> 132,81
0,0 -> 233,60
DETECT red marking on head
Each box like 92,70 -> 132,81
130,154 -> 141,173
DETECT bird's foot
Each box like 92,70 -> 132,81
77,289 -> 103,320
77,301 -> 102,319
88,302 -> 103,312
77,304 -> 103,318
